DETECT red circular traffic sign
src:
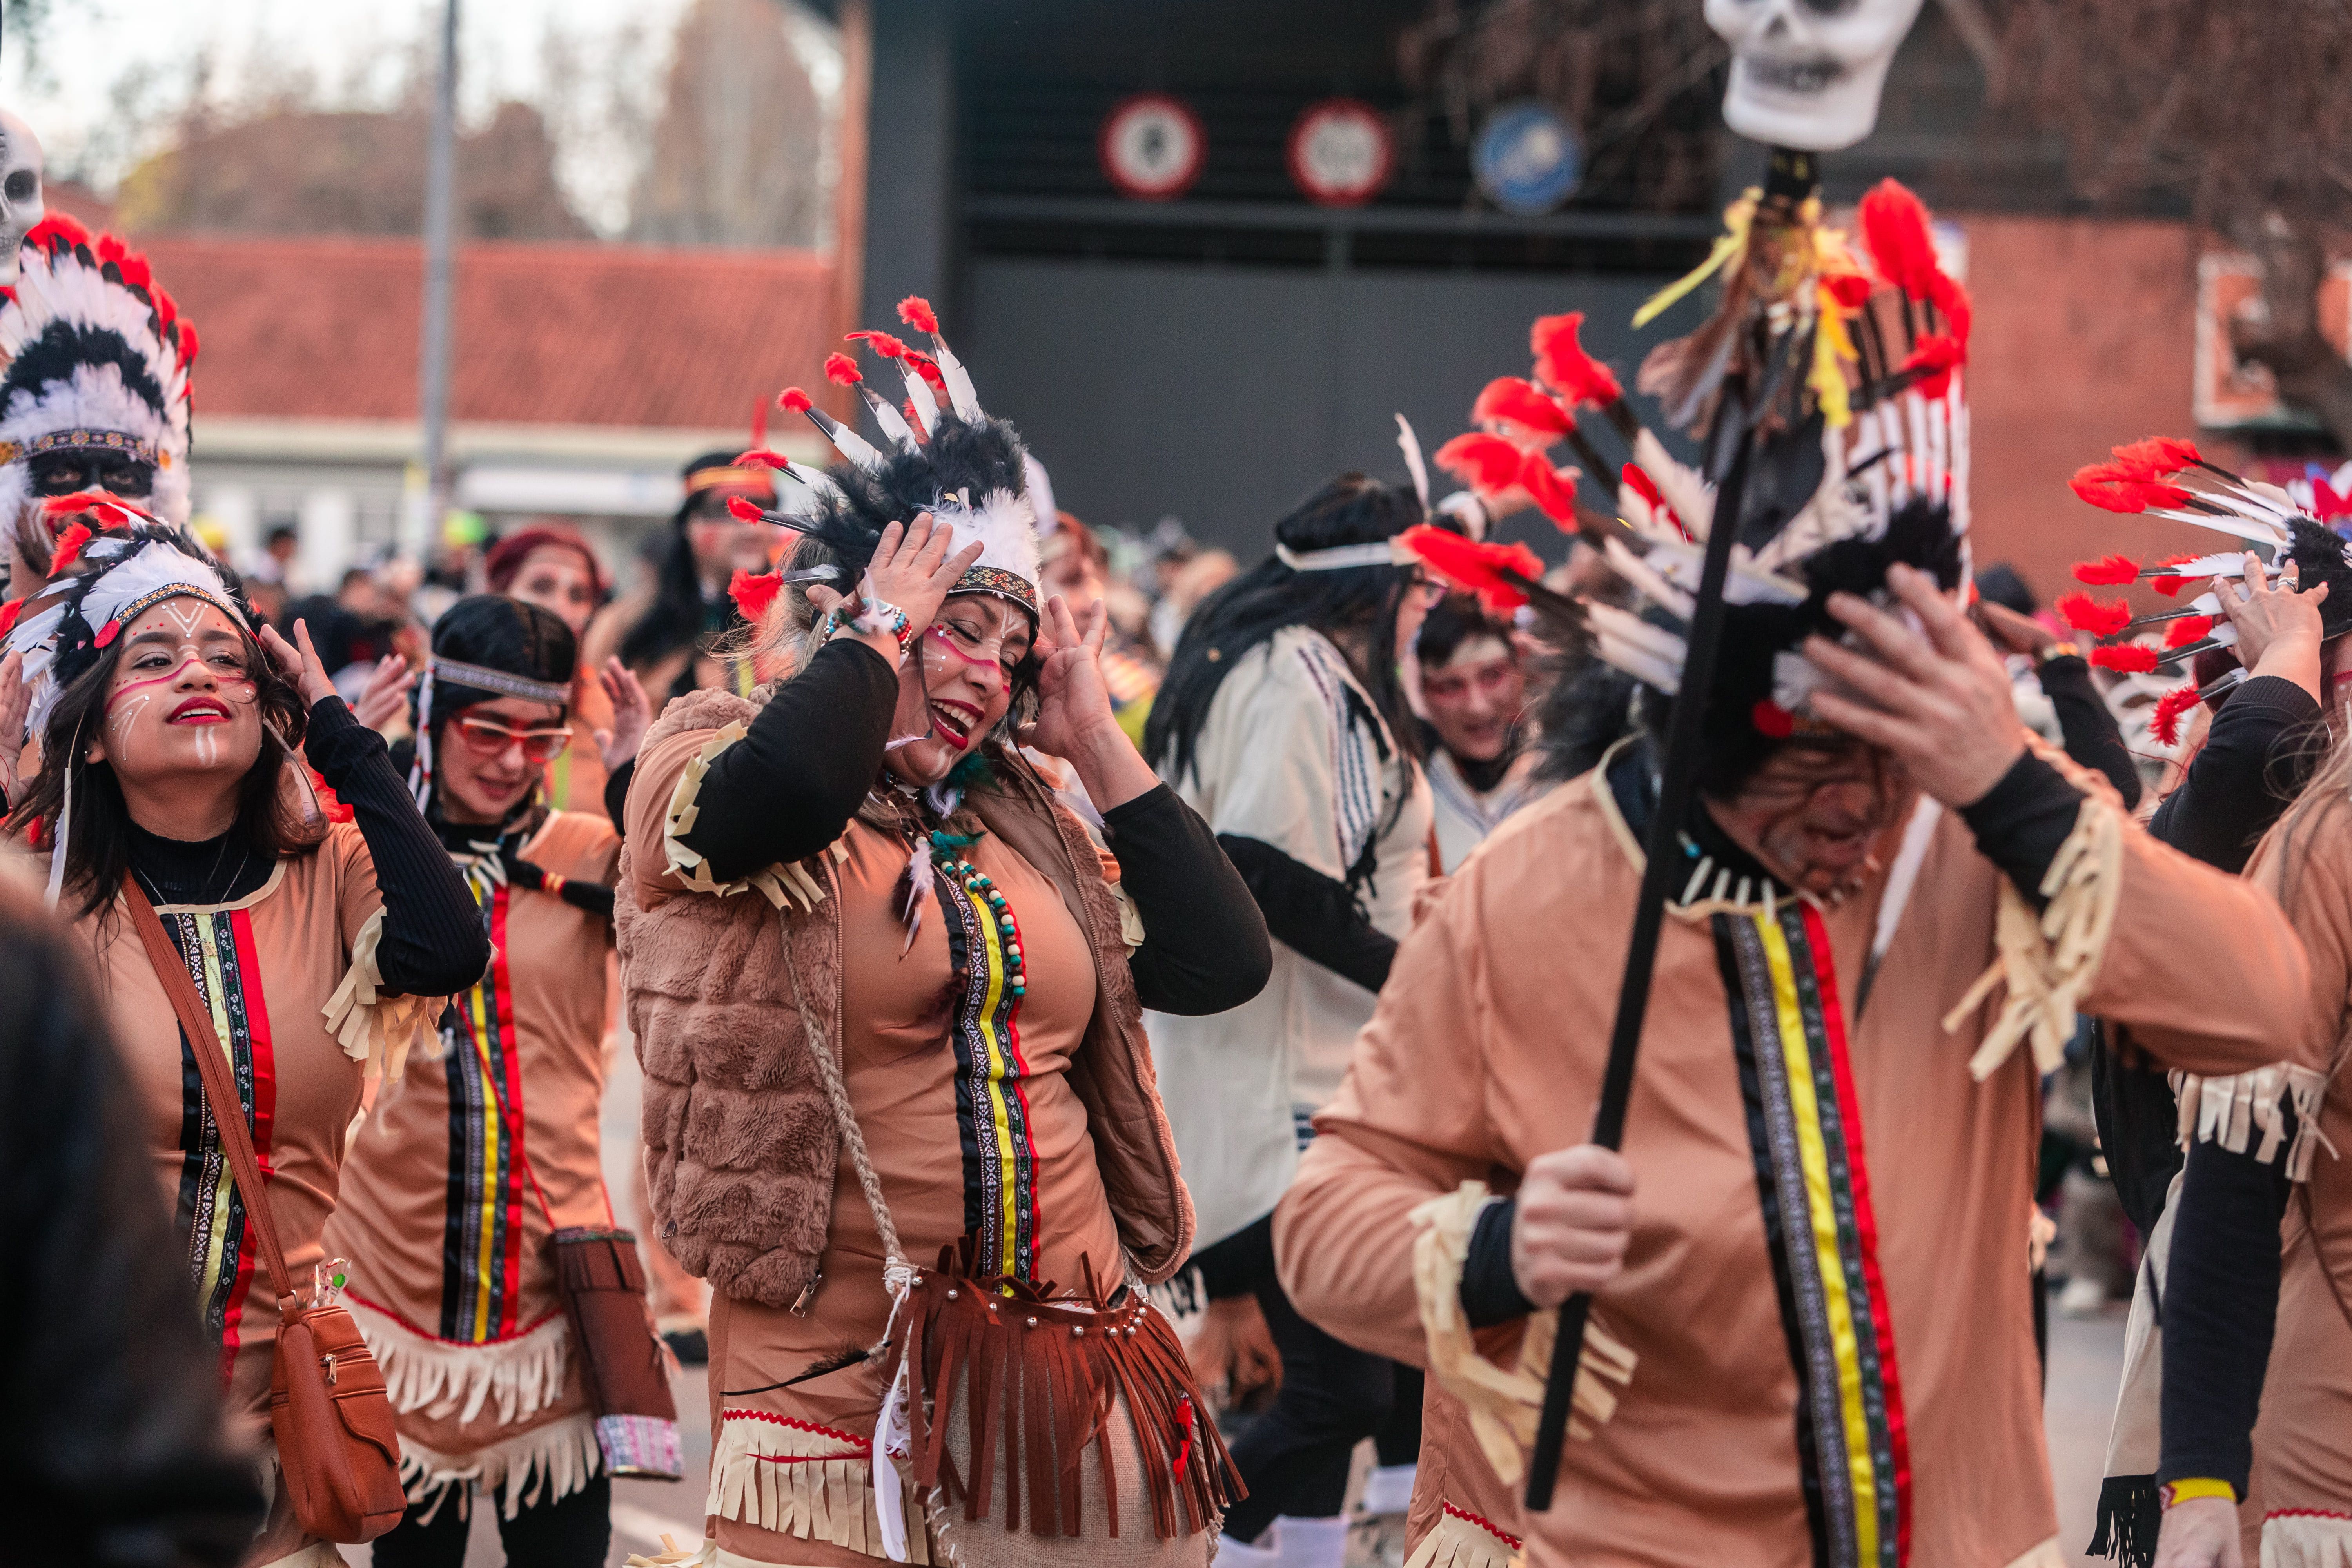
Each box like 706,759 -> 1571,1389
1287,98 -> 1394,207
1099,94 -> 1206,201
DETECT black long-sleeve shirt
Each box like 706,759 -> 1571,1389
675,643 -> 1269,1016
2038,653 -> 2144,811
2130,675 -> 2323,1497
1214,835 -> 1396,993
127,697 -> 487,996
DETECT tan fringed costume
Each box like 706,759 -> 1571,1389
1274,743 -> 2308,1568
621,688 -> 1211,1567
84,822 -> 441,1566
325,809 -> 623,1519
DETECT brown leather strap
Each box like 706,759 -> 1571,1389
125,884 -> 298,1305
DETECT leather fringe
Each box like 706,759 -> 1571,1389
2172,1062 -> 2333,1181
1403,1502 -> 1523,1568
347,1296 -> 571,1427
1947,795 -> 2123,1081
2087,1474 -> 2160,1568
902,1249 -> 1239,1543
705,1408 -> 934,1563
400,1408 -> 602,1521
323,905 -> 446,1080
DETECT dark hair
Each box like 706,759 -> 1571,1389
1145,472 -> 1423,785
1975,563 -> 2037,618
1416,592 -> 1518,671
618,449 -> 765,673
5,599 -> 316,921
419,595 -> 576,728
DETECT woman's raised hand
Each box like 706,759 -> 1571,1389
350,653 -> 414,733
1024,593 -> 1118,761
2215,551 -> 2326,695
0,649 -> 26,789
595,657 -> 652,769
259,620 -> 339,708
807,514 -> 984,662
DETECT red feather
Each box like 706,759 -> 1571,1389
1620,463 -> 1689,539
0,598 -> 21,636
1901,334 -> 1964,399
2316,478 -> 2352,521
310,769 -> 354,824
902,399 -> 928,434
902,351 -> 947,392
2072,555 -> 2141,586
2108,436 -> 2201,480
2151,684 -> 2203,748
2165,615 -> 2216,648
1433,433 -> 1529,494
778,386 -> 813,414
93,619 -> 118,648
733,449 -> 791,470
50,522 -> 92,572
1398,523 -> 1542,615
1750,700 -> 1797,739
847,329 -> 911,359
2071,466 -> 2190,513
823,352 -> 862,386
2055,592 -> 2131,637
1518,453 -> 1583,527
2148,552 -> 2203,596
1858,178 -> 1939,299
29,213 -> 87,250
1927,270 -> 1972,348
1472,376 -> 1572,436
724,496 -> 768,524
897,295 -> 940,334
174,320 -> 199,366
2090,644 -> 2160,673
1824,271 -> 1876,311
1530,312 -> 1622,407
729,568 -> 783,621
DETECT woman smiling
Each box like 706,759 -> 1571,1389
617,311 -> 1269,1566
0,507 -> 487,1568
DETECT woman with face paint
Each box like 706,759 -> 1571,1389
323,596 -> 640,1568
0,508 -> 488,1568
616,305 -> 1270,1567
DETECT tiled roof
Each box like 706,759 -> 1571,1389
135,233 -> 839,432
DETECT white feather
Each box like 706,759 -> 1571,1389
898,366 -> 939,436
804,408 -> 887,475
2140,508 -> 2289,548
1630,429 -> 1714,543
1601,536 -> 1694,621
1584,600 -> 1688,695
1394,414 -> 1432,514
862,388 -> 922,455
930,336 -> 983,420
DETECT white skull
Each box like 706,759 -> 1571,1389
0,110 -> 44,287
1703,0 -> 1926,152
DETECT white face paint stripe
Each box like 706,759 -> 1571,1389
108,692 -> 151,763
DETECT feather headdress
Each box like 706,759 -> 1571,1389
0,217 -> 198,532
2057,437 -> 2352,720
737,298 -> 1041,616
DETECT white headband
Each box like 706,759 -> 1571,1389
1275,539 -> 1408,572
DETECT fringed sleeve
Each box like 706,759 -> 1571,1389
2172,1063 -> 2332,1181
1945,795 -> 2124,1081
322,906 -> 446,1082
661,721 -> 830,914
1408,1181 -> 1636,1490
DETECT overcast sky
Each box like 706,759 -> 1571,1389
0,0 -> 837,232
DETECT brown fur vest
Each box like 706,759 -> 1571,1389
615,685 -> 1194,1308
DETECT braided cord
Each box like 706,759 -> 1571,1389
779,936 -> 906,1270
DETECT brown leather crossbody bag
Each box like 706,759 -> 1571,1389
128,886 -> 407,1544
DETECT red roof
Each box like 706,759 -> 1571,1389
135,233 -> 838,431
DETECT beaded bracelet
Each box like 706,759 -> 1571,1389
822,597 -> 915,654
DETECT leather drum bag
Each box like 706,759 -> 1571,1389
130,887 -> 407,1543
552,1225 -> 683,1479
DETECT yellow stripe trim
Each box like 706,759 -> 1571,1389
970,896 -> 1024,1280
468,981 -> 501,1342
1757,913 -> 1879,1562
190,921 -> 239,1313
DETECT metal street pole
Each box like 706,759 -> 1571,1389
410,0 -> 459,564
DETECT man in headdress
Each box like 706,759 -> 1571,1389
1270,183 -> 2315,1568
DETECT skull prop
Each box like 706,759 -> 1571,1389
0,111 -> 43,287
1703,0 -> 1926,152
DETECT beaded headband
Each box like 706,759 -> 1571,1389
1276,539 -> 1408,572
426,655 -> 570,706
684,465 -> 777,497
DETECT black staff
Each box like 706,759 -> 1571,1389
1524,147 -> 1821,1513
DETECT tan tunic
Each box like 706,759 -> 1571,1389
325,811 -> 621,1511
2236,808 -> 2352,1562
82,824 -> 397,1563
705,815 -> 1117,1566
1275,754 -> 2308,1568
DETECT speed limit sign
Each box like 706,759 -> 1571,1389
1100,94 -> 1206,201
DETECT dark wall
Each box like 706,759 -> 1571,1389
963,258 -> 1704,557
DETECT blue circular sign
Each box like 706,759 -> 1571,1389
1474,101 -> 1583,217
